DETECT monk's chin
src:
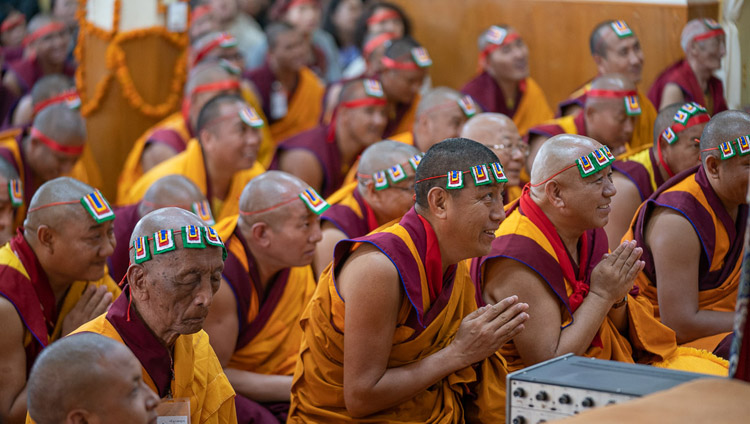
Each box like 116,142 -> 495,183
179,318 -> 207,334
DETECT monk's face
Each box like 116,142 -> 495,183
188,85 -> 240,130
485,37 -> 529,82
560,166 -> 617,229
208,0 -> 238,24
284,2 -> 321,36
417,102 -> 467,151
47,209 -> 116,282
31,26 -> 70,66
339,102 -> 388,147
446,182 -> 506,258
28,135 -> 83,183
89,348 -> 159,424
596,32 -> 644,84
189,13 -> 218,41
261,201 -> 322,267
380,67 -> 426,104
712,154 -> 750,207
473,126 -> 526,187
663,123 -> 704,175
367,168 -> 415,223
586,101 -> 634,155
0,18 -> 25,47
203,102 -> 261,172
0,176 -> 15,246
692,35 -> 726,72
367,7 -> 405,38
270,30 -> 309,73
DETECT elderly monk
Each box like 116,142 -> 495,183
315,140 -> 422,275
626,110 -> 750,352
558,20 -> 657,153
272,78 -> 387,197
246,22 -> 324,144
649,19 -> 727,115
205,172 -> 323,423
474,134 -> 728,375
605,102 -> 709,250
73,207 -> 237,423
27,333 -> 159,424
110,175 -> 214,284
0,177 -> 120,423
0,104 -> 86,231
0,157 -> 23,245
527,74 -> 641,172
378,36 -> 431,137
461,112 -> 527,204
462,25 -> 553,136
289,138 -> 529,423
123,94 -> 265,222
2,15 -> 74,97
4,73 -> 75,129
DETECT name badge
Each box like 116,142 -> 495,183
166,2 -> 188,33
156,397 -> 190,424
270,82 -> 288,120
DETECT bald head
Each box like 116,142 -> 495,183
590,20 -> 617,58
30,74 -> 75,106
24,177 -> 96,231
586,73 -> 635,109
338,78 -> 373,104
27,14 -> 60,35
31,103 -> 86,146
0,157 -> 19,181
140,175 -> 207,216
184,61 -> 237,96
700,110 -> 750,162
415,87 -> 463,119
461,113 -> 516,141
239,171 -> 309,225
358,140 -> 421,176
384,35 -> 421,61
530,134 -> 603,194
130,207 -> 206,246
654,103 -> 689,146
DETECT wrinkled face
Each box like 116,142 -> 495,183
332,0 -> 363,36
53,0 -> 78,25
28,135 -> 84,183
367,166 -> 415,222
271,30 -> 309,72
380,67 -> 426,104
203,102 -> 261,172
48,209 -> 116,282
714,153 -> 750,206
587,101 -> 634,154
262,200 -> 322,266
31,26 -> 70,65
664,123 -> 704,174
560,166 -> 617,229
91,349 -> 159,424
486,37 -> 529,82
189,14 -> 218,41
367,7 -> 405,38
477,127 -> 526,187
418,103 -> 467,152
1,21 -> 26,47
445,182 -> 506,258
0,177 -> 15,245
285,3 -> 322,36
598,32 -> 644,84
692,35 -> 726,72
339,102 -> 388,147
208,0 -> 238,23
141,245 -> 224,335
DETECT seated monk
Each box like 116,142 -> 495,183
605,102 -> 709,250
110,175 -> 215,283
0,177 -> 120,423
289,138 -> 529,423
73,207 -> 237,423
461,25 -> 553,136
246,22 -> 325,144
0,104 -> 86,231
461,112 -> 527,204
626,110 -> 750,352
527,74 -> 641,172
558,20 -> 656,152
118,62 -> 243,203
205,171 -> 325,423
314,140 -> 422,275
122,94 -> 265,222
2,15 -> 74,98
272,78 -> 387,197
0,157 -> 23,245
378,36 -> 431,137
27,333 -> 159,424
649,19 -> 727,115
474,134 -> 727,374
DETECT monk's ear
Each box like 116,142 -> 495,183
251,222 -> 271,247
426,187 -> 449,219
592,53 -> 607,74
36,225 -> 56,253
704,155 -> 721,179
127,264 -> 150,301
545,181 -> 565,208
66,408 -> 91,424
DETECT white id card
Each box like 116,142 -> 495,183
156,397 -> 190,424
270,82 -> 288,120
166,2 -> 188,33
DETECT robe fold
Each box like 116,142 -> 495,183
611,146 -> 665,202
383,94 -> 420,138
461,72 -> 553,135
648,59 -> 728,116
108,203 -> 141,283
289,208 -> 508,423
321,184 -> 379,239
5,56 -> 76,96
121,139 -> 265,221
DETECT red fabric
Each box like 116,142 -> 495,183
361,196 -> 379,233
417,214 -> 444,303
647,59 -> 728,115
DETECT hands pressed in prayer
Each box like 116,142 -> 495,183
590,240 -> 644,306
61,284 -> 113,336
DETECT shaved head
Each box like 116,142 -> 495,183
26,13 -> 60,34
32,103 -> 86,146
461,113 -> 524,185
530,134 -> 603,196
461,113 -> 516,140
384,35 -> 421,61
24,176 -> 95,231
0,157 -> 19,180
590,20 -> 615,58
184,61 -> 237,96
239,171 -> 309,227
30,74 -> 74,106
653,103 -> 689,146
358,140 -> 421,176
140,175 -> 206,216
585,73 -> 635,110
129,207 -> 207,255
700,110 -> 750,162
338,78 -> 372,104
415,87 -> 462,119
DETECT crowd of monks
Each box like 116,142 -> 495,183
0,0 -> 748,423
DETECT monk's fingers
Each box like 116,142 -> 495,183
611,241 -> 637,271
488,302 -> 528,331
90,290 -> 113,317
618,246 -> 643,275
492,311 -> 528,344
480,296 -> 521,323
76,284 -> 97,309
623,260 -> 645,283
83,286 -> 110,314
464,304 -> 491,322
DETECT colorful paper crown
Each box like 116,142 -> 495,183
8,179 -> 22,208
132,225 -> 227,264
704,18 -> 722,30
299,188 -> 330,215
458,95 -> 478,118
576,146 -> 616,178
410,47 -> 432,68
415,162 -> 509,189
239,107 -> 264,128
81,190 -> 115,224
610,20 -> 633,38
587,89 -> 641,116
624,95 -> 641,116
192,200 -> 215,225
660,102 -> 709,145
363,79 -> 385,98
714,135 -> 750,161
484,25 -> 510,45
359,154 -> 423,191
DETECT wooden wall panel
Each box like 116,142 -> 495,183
390,0 -> 718,107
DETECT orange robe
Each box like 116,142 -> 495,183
341,131 -> 415,185
384,94 -> 420,138
289,208 -> 508,423
120,139 -> 265,221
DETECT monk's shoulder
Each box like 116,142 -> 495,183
644,206 -> 699,249
337,243 -> 399,300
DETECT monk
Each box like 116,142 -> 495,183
649,19 -> 727,115
2,15 -> 74,97
0,177 -> 120,423
3,73 -> 77,127
605,102 -> 709,250
289,138 -> 529,422
461,25 -> 553,136
110,175 -> 214,283
314,140 -> 422,275
558,20 -> 657,152
27,333 -> 159,424
527,74 -> 641,172
0,104 -> 86,231
122,94 -> 265,222
246,22 -> 325,144
0,157 -> 22,245
272,78 -> 387,197
460,112 -> 526,204
627,110 -> 750,352
118,62 -> 243,202
378,36 -> 430,137
205,171 -> 323,423
73,208 -> 237,423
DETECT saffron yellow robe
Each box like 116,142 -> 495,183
269,67 -> 325,144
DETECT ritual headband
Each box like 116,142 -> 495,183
415,162 -> 508,189
192,33 -> 238,66
33,90 -> 81,116
422,95 -> 479,119
367,9 -> 401,26
131,225 -> 227,264
701,135 -> 750,160
659,102 -> 710,145
190,79 -> 241,96
586,89 -> 641,116
191,4 -> 212,21
8,179 -> 22,208
239,187 -> 330,216
24,22 -> 66,46
203,105 -> 264,129
340,79 -> 387,109
381,47 -> 432,70
358,154 -> 423,191
480,26 -> 521,60
30,127 -> 85,155
27,190 -> 116,224
694,19 -> 724,42
362,32 -> 396,58
1,14 -> 25,33
531,146 -> 616,187
610,20 -> 633,39
192,200 -> 215,225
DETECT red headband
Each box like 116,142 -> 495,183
693,28 -> 725,42
191,4 -> 212,21
192,33 -> 237,66
529,164 -> 578,187
30,127 -> 84,155
340,97 -> 387,109
480,31 -> 521,60
1,14 -> 25,33
367,9 -> 400,26
24,22 -> 66,46
657,113 -> 709,178
27,199 -> 78,213
381,56 -> 419,71
191,79 -> 240,96
239,197 -> 298,216
586,89 -> 638,98
363,32 -> 396,58
33,90 -> 79,115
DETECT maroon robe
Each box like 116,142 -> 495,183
461,71 -> 522,118
648,59 -> 728,115
108,203 -> 141,283
0,126 -> 39,207
321,189 -> 379,239
6,55 -> 76,96
611,148 -> 665,202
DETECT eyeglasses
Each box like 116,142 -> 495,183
486,142 -> 530,156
